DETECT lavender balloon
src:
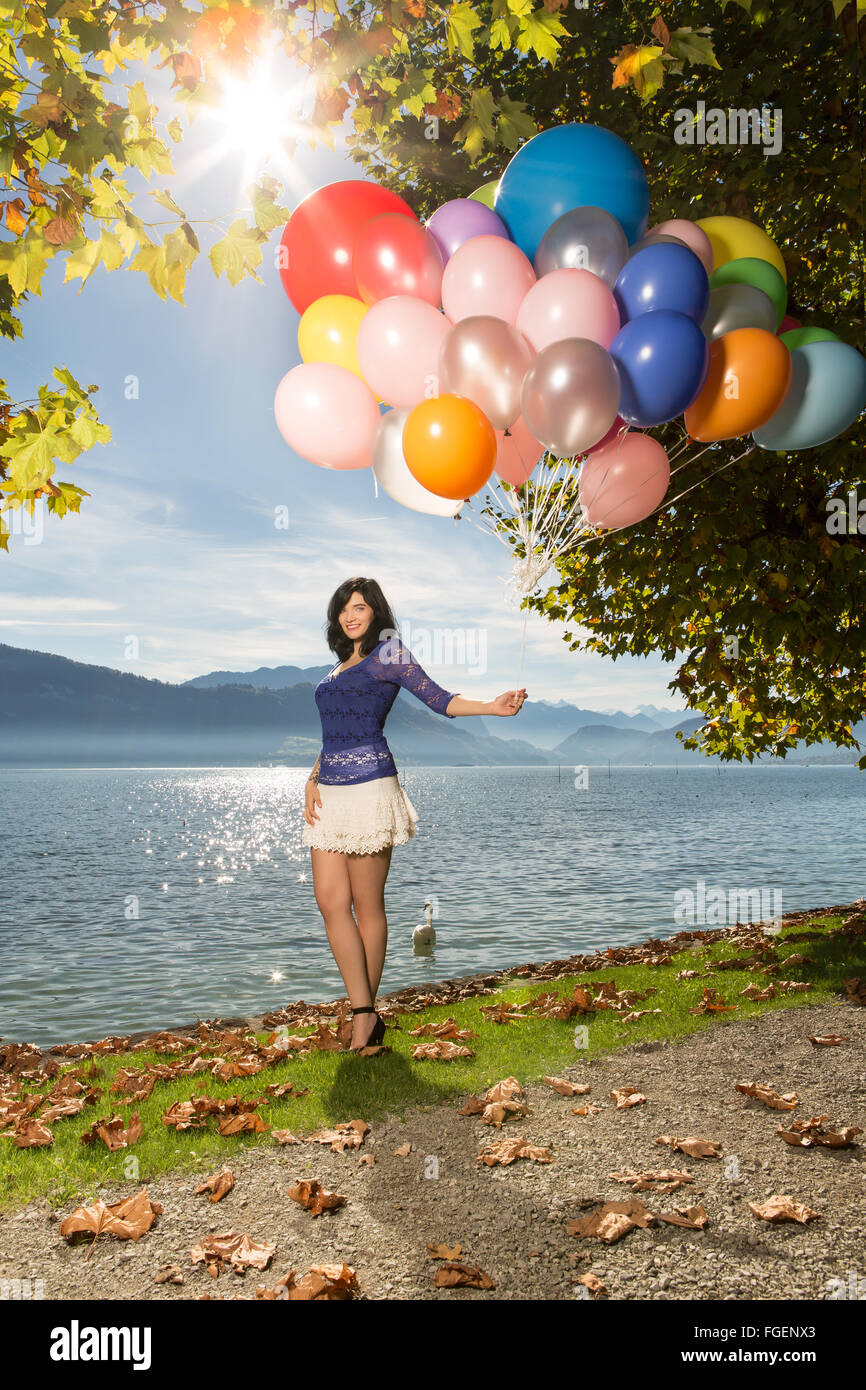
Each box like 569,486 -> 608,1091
439,315 -> 533,429
521,338 -> 620,458
426,198 -> 510,265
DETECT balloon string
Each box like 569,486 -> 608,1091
517,606 -> 528,686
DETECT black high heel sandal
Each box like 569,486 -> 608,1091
349,1005 -> 385,1052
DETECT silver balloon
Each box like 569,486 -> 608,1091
520,338 -> 620,459
701,283 -> 778,341
534,206 -> 628,288
372,408 -> 462,517
438,315 -> 533,429
624,232 -> 686,261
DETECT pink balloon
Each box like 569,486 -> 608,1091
274,362 -> 379,470
578,431 -> 670,529
441,235 -> 536,325
516,268 -> 621,352
647,219 -> 714,275
356,296 -> 452,408
495,415 -> 546,485
777,314 -> 802,336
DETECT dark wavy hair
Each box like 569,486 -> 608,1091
325,577 -> 398,661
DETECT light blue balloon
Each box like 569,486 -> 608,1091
494,123 -> 649,263
752,340 -> 866,451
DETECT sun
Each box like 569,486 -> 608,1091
204,52 -> 310,171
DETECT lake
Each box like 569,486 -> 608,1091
1,764 -> 863,1047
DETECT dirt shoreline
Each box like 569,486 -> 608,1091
1,997 -> 863,1301
32,896 -> 864,1055
1,897 -> 864,1300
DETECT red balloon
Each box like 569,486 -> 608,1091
353,214 -> 444,306
777,314 -> 801,336
279,181 -> 417,315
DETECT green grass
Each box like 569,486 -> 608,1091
1,910 -> 862,1214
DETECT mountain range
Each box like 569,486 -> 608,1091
0,642 -> 861,767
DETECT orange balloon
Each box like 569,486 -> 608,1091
684,328 -> 792,443
402,394 -> 496,499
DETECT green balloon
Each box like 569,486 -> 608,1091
780,326 -> 840,350
709,256 -> 787,328
468,180 -> 499,210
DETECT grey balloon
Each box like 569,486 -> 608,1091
533,206 -> 628,288
701,283 -> 778,341
520,338 -> 621,459
438,315 -> 533,429
624,232 -> 686,262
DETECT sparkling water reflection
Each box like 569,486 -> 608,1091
0,765 -> 863,1047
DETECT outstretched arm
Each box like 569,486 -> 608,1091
445,690 -> 527,717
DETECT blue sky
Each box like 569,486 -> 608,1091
0,46 -> 686,716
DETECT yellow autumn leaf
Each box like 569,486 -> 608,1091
610,45 -> 665,98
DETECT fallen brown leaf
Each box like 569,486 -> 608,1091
568,1199 -> 655,1243
433,1261 -> 495,1289
658,1204 -> 709,1230
611,1087 -> 646,1108
748,1195 -> 821,1224
610,1168 -> 693,1195
303,1119 -> 369,1152
190,1230 -> 276,1273
59,1189 -> 163,1257
79,1111 -> 141,1150
776,1117 -> 862,1149
807,1035 -> 849,1046
288,1179 -> 346,1216
10,1117 -> 53,1147
411,1039 -> 474,1060
476,1134 -> 553,1166
736,1081 -> 798,1110
194,1167 -> 235,1202
578,1270 -> 608,1296
544,1075 -> 591,1096
427,1242 -> 462,1260
655,1135 -> 722,1159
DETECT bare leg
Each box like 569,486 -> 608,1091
310,849 -> 373,1024
347,846 -> 392,995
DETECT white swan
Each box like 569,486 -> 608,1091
412,900 -> 436,954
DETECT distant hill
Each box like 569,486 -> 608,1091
183,662 -> 333,689
553,715 -> 866,767
185,661 -> 683,749
0,643 -> 552,768
0,643 -> 860,767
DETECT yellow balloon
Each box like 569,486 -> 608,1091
695,215 -> 787,284
297,294 -> 367,377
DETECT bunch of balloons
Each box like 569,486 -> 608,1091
273,122 -> 866,579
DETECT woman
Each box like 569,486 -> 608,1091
302,577 -> 527,1053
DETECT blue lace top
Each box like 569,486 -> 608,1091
313,637 -> 457,786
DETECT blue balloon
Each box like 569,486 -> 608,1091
494,123 -> 649,263
609,311 -> 710,427
753,340 -> 866,451
614,243 -> 710,324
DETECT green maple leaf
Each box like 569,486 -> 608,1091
209,219 -> 264,286
516,9 -> 568,64
446,2 -> 483,60
668,28 -> 722,68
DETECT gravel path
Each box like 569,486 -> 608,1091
1,998 -> 863,1301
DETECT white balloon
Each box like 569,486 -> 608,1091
372,409 -> 463,517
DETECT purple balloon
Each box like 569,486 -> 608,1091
426,198 -> 510,265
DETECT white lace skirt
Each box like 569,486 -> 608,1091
301,774 -> 419,855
